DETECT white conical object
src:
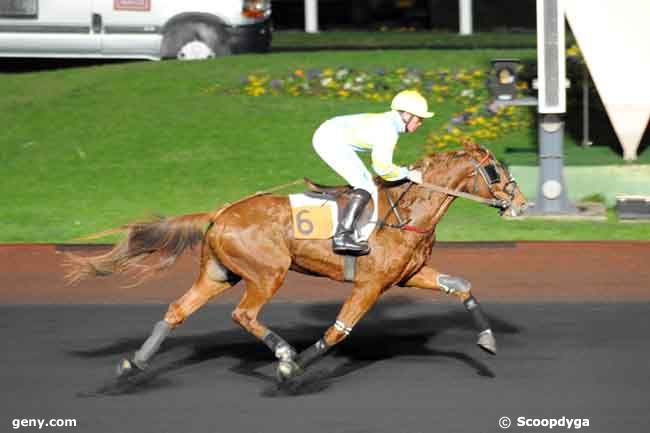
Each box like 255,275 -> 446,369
565,0 -> 650,160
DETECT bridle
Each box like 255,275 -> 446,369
467,150 -> 518,212
415,150 -> 517,211
379,149 -> 519,234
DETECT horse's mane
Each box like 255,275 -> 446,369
411,149 -> 471,170
374,141 -> 486,191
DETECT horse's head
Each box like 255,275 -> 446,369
419,140 -> 528,217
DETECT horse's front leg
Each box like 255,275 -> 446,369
285,282 -> 382,380
403,266 -> 496,355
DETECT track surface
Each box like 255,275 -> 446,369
1,242 -> 649,303
1,243 -> 649,432
1,302 -> 649,433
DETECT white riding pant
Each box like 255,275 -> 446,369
312,120 -> 377,196
312,121 -> 378,239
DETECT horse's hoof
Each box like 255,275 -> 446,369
116,358 -> 144,379
477,329 -> 497,355
276,360 -> 302,382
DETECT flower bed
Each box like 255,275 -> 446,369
221,66 -> 534,153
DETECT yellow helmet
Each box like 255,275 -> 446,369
390,90 -> 434,118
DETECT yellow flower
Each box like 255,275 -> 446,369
567,45 -> 581,57
337,90 -> 350,97
294,69 -> 305,77
322,68 -> 334,77
245,86 -> 266,96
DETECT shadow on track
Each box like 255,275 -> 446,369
70,299 -> 521,397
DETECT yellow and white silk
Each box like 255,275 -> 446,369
312,110 -> 407,240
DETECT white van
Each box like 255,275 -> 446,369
0,0 -> 271,60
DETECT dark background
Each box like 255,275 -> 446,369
271,0 -> 537,31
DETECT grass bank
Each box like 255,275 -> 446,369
2,49 -> 648,242
272,31 -> 540,50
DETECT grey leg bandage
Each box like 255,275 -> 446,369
463,296 -> 497,354
437,274 -> 472,295
463,296 -> 490,332
297,338 -> 331,369
133,320 -> 172,369
262,331 -> 296,361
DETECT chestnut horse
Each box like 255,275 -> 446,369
64,141 -> 527,382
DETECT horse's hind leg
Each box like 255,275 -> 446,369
117,246 -> 238,377
220,242 -> 297,380
230,273 -> 298,380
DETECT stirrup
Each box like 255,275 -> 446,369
332,232 -> 370,255
333,245 -> 370,256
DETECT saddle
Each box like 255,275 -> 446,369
303,177 -> 352,200
289,178 -> 374,238
302,177 -> 359,224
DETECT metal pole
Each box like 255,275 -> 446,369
528,0 -> 576,216
459,0 -> 473,35
533,114 -> 577,214
305,0 -> 319,34
582,63 -> 592,147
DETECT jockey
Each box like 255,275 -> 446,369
312,89 -> 434,256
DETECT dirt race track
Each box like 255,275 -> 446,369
1,241 -> 649,304
1,242 -> 649,433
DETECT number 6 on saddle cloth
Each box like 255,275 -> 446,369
288,190 -> 376,241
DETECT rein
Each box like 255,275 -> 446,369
378,151 -> 514,235
418,181 -> 507,208
378,181 -> 505,235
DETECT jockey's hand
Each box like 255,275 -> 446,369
407,170 -> 423,184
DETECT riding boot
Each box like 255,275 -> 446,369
333,188 -> 371,256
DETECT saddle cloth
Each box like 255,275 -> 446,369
289,193 -> 377,240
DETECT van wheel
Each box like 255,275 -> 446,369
161,21 -> 230,60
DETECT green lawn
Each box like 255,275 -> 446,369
2,49 -> 648,242
272,30 -> 541,49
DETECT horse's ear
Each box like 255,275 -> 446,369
462,138 -> 481,152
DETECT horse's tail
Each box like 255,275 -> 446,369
63,212 -> 214,286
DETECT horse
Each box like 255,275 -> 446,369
64,141 -> 527,382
